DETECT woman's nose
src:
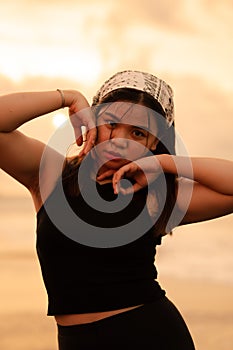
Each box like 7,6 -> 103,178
110,127 -> 129,148
110,136 -> 128,149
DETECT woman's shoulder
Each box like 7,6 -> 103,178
32,150 -> 70,213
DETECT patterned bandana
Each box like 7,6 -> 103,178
92,70 -> 174,127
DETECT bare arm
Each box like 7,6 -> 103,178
157,155 -> 233,224
0,90 -> 89,132
0,90 -> 91,193
99,154 -> 233,225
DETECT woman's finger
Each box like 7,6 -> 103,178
74,128 -> 84,147
118,181 -> 142,195
112,168 -> 128,194
83,128 -> 97,155
82,109 -> 97,154
97,169 -> 115,181
69,107 -> 97,155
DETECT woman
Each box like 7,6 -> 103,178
0,70 -> 233,349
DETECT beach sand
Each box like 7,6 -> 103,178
0,252 -> 233,350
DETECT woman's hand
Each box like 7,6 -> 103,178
68,91 -> 97,156
97,156 -> 163,195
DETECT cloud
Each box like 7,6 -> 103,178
170,74 -> 233,158
0,74 -> 83,93
1,0 -> 232,91
112,0 -> 196,33
202,0 -> 233,13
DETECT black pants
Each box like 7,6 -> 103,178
57,297 -> 195,350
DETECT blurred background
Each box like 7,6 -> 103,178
0,1 -> 233,349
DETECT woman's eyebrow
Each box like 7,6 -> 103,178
104,112 -> 151,131
133,125 -> 150,132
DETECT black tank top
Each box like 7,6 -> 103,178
36,180 -> 165,315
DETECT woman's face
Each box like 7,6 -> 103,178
93,102 -> 159,174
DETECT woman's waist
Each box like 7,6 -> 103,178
47,280 -> 165,318
55,305 -> 143,326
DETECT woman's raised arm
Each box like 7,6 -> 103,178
0,90 -> 89,132
106,154 -> 233,225
0,90 -> 92,194
158,155 -> 233,224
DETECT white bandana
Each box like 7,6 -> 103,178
92,70 -> 174,127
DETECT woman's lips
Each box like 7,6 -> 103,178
104,151 -> 124,160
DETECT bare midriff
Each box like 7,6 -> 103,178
55,304 -> 143,325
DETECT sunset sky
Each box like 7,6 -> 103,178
0,0 -> 233,196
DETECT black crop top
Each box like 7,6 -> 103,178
36,180 -> 165,315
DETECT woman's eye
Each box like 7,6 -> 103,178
106,120 -> 117,128
133,129 -> 146,138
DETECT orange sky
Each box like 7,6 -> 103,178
0,0 -> 233,196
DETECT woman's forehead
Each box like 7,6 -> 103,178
98,102 -> 158,133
